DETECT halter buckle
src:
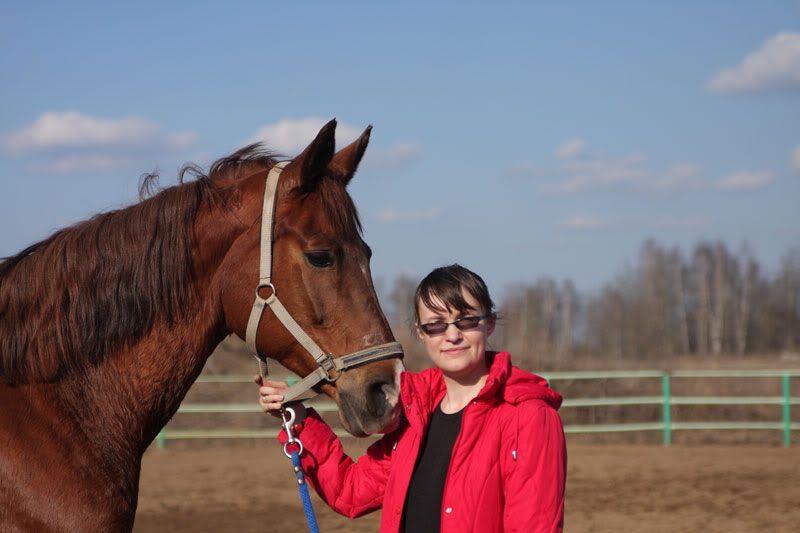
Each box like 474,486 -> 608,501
320,354 -> 340,382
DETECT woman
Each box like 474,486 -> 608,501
258,264 -> 566,532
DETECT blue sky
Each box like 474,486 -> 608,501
1,2 -> 798,294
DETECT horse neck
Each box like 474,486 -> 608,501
58,202 -> 241,458
38,305 -> 225,511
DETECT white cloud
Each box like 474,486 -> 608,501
0,111 -> 196,153
247,117 -> 361,155
555,138 -> 586,160
248,118 -> 422,170
706,32 -> 800,93
554,152 -> 648,193
531,141 -> 705,194
791,145 -> 800,172
35,155 -> 132,174
666,163 -> 703,179
641,164 -> 706,192
561,215 -> 608,230
715,171 -> 773,191
377,207 -> 440,223
365,142 -> 423,169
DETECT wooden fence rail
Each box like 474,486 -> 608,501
156,369 -> 800,448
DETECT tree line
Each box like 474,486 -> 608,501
384,240 -> 800,369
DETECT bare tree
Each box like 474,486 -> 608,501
709,242 -> 730,355
388,275 -> 426,370
640,240 -> 679,356
537,279 -> 559,364
585,283 -> 626,359
693,245 -> 712,354
734,246 -> 758,354
773,249 -> 800,353
670,247 -> 691,355
498,284 -> 534,368
557,279 -> 575,359
392,241 -> 800,364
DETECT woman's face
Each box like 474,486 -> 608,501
416,288 -> 495,382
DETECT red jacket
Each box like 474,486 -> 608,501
280,352 -> 566,532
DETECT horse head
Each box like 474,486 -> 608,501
218,120 -> 403,437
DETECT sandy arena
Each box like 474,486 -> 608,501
134,441 -> 799,532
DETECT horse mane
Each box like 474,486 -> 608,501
0,145 -> 286,385
0,143 -> 364,386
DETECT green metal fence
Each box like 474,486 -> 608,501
156,369 -> 800,449
540,369 -> 799,447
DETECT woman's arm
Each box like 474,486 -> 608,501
278,409 -> 397,518
503,401 -> 567,533
258,377 -> 396,518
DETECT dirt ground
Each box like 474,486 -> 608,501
134,441 -> 800,533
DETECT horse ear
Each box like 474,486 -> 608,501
329,125 -> 372,186
295,119 -> 337,191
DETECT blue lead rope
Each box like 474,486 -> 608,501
281,406 -> 320,533
290,449 -> 320,533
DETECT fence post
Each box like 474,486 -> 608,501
156,428 -> 166,450
662,372 -> 671,446
783,374 -> 791,448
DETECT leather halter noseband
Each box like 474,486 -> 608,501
245,162 -> 404,404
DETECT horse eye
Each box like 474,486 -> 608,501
305,251 -> 335,268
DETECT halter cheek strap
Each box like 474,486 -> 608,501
244,162 -> 403,404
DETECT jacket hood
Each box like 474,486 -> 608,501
494,352 -> 562,409
400,351 -> 562,424
481,352 -> 562,409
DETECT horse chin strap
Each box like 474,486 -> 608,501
245,162 -> 404,405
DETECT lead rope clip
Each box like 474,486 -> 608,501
280,406 -> 319,533
281,406 -> 304,458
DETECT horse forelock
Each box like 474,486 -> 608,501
200,143 -> 362,240
294,177 -> 363,241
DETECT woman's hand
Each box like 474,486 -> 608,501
254,375 -> 307,422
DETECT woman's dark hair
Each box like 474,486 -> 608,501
414,264 -> 495,324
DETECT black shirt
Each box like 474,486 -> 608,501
401,402 -> 464,533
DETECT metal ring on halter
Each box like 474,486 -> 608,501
255,282 -> 276,301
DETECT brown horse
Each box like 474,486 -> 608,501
0,120 -> 403,531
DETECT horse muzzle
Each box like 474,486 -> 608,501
337,358 -> 404,436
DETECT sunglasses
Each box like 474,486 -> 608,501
419,315 -> 488,336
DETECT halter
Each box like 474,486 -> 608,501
245,162 -> 404,404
